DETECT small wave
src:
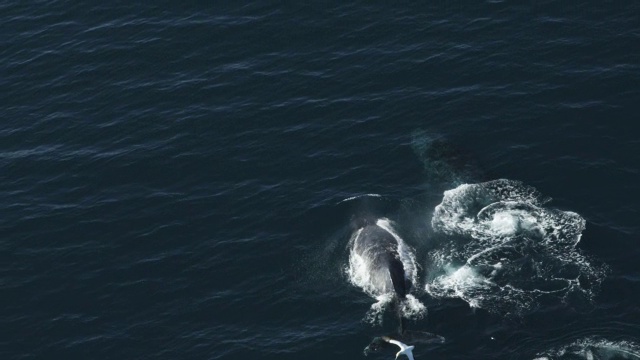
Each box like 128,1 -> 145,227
426,179 -> 608,316
337,193 -> 383,204
536,337 -> 640,360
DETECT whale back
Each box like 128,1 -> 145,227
353,223 -> 409,299
388,255 -> 407,299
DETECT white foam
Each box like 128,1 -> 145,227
427,265 -> 497,309
401,294 -> 427,319
490,211 -> 520,235
364,293 -> 394,325
536,337 -> 640,360
426,179 -> 608,316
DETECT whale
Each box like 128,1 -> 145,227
350,217 -> 412,300
345,216 -> 445,354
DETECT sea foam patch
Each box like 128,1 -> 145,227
426,179 -> 608,316
536,337 -> 640,360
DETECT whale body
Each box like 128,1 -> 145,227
350,218 -> 412,299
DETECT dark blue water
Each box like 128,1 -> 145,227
2,2 -> 640,359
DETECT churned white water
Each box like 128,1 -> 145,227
426,179 -> 608,316
536,337 -> 640,360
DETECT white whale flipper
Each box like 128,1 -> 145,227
383,336 -> 415,360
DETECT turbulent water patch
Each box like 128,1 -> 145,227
346,218 -> 426,324
425,179 -> 608,316
535,337 -> 640,360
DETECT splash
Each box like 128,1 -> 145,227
426,179 -> 608,316
536,337 -> 640,360
346,218 -> 427,324
364,293 -> 394,325
400,294 -> 427,319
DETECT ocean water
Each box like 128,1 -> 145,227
2,2 -> 640,359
